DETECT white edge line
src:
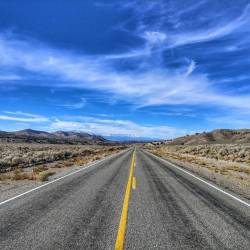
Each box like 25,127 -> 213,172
145,150 -> 250,208
0,149 -> 129,206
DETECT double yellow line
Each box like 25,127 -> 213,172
115,150 -> 136,250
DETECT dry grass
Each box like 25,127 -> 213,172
11,169 -> 35,181
0,168 -> 55,182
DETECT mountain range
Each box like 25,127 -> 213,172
0,129 -> 108,145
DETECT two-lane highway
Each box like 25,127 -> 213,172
0,148 -> 250,249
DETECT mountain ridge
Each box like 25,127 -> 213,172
167,129 -> 250,145
0,129 -> 108,145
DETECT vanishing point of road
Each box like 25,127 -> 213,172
0,147 -> 250,249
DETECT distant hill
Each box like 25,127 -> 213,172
168,129 -> 250,145
0,129 -> 108,145
104,135 -> 153,142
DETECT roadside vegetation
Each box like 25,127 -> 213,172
145,143 -> 250,199
0,143 -> 127,182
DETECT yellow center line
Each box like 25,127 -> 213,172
132,177 -> 136,190
115,150 -> 136,250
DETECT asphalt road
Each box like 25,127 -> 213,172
0,148 -> 249,249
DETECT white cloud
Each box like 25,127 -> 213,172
172,3 -> 250,47
0,111 -> 49,122
142,31 -> 166,45
185,60 -> 196,77
0,74 -> 22,80
206,115 -> 250,128
1,32 -> 250,112
61,98 -> 86,109
0,115 -> 47,123
103,32 -> 166,60
131,1 -> 250,48
0,111 -> 186,139
3,111 -> 43,118
50,117 -> 186,139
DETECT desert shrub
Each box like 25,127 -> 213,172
63,161 -> 74,167
32,165 -> 49,173
0,143 -> 125,173
11,169 -> 35,181
159,144 -> 250,164
37,171 -> 55,181
94,156 -> 101,161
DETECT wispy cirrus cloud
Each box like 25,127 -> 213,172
0,32 -> 250,112
168,4 -> 250,47
142,31 -> 166,46
123,0 -> 250,48
0,74 -> 22,81
61,98 -> 86,109
1,1 -> 250,114
206,115 -> 250,128
0,111 -> 49,122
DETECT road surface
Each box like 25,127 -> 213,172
0,148 -> 249,249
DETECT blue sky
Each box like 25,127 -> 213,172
0,0 -> 250,139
